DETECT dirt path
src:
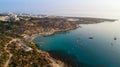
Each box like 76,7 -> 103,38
4,39 -> 17,67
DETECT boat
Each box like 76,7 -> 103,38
89,37 -> 93,39
114,37 -> 117,40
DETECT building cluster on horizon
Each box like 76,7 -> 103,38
0,13 -> 54,22
0,12 -> 80,22
0,13 -> 20,22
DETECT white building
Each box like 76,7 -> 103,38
0,14 -> 20,22
0,16 -> 10,22
9,14 -> 20,21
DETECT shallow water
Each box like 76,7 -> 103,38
34,20 -> 120,67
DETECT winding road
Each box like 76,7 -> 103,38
4,39 -> 17,67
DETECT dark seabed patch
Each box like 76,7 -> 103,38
48,50 -> 93,67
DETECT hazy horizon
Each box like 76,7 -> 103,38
0,0 -> 120,18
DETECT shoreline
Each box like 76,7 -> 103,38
21,25 -> 80,67
0,12 -> 118,67
27,20 -> 117,66
21,20 -> 115,66
22,25 -> 80,42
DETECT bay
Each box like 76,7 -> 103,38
34,20 -> 120,67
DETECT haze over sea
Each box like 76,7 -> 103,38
0,0 -> 120,19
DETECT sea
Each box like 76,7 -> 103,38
34,19 -> 120,67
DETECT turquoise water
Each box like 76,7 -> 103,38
34,20 -> 120,67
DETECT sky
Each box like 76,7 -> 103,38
0,0 -> 120,18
